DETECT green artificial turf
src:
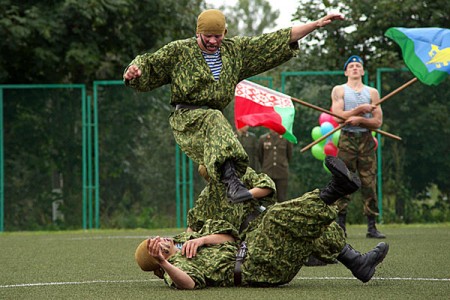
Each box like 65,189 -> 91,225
1,224 -> 449,299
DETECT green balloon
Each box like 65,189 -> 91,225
311,126 -> 322,141
311,144 -> 325,161
332,129 -> 341,146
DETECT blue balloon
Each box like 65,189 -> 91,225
320,121 -> 334,136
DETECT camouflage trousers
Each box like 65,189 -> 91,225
336,131 -> 379,216
241,190 -> 345,286
169,108 -> 249,181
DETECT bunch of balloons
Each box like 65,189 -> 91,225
310,112 -> 378,173
310,113 -> 340,173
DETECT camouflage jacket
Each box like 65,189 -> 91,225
124,28 -> 299,110
165,219 -> 240,289
166,191 -> 342,289
187,167 -> 277,235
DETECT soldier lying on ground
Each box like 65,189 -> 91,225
135,157 -> 389,289
189,163 -> 337,266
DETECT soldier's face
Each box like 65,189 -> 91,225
160,237 -> 177,257
345,62 -> 364,78
197,33 -> 224,54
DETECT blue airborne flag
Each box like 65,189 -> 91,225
385,27 -> 450,85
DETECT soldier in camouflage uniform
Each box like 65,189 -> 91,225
135,157 -> 389,289
331,55 -> 386,239
189,164 -> 337,265
187,165 -> 277,234
124,9 -> 344,204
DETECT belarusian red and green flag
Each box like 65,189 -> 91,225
385,27 -> 450,85
234,80 -> 297,143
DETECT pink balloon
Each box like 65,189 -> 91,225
373,137 -> 378,150
319,112 -> 339,127
324,141 -> 338,157
319,113 -> 333,125
329,117 -> 339,128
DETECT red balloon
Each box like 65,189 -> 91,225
324,141 -> 338,157
329,117 -> 339,128
318,113 -> 333,125
319,112 -> 339,127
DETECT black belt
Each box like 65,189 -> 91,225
174,104 -> 210,110
239,205 -> 266,233
234,241 -> 247,286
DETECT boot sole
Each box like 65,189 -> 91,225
228,192 -> 254,204
325,156 -> 361,190
366,232 -> 386,239
361,242 -> 389,283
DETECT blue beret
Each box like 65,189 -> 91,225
344,55 -> 364,70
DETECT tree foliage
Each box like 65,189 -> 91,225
1,0 -> 205,230
0,0 -> 204,84
218,0 -> 280,35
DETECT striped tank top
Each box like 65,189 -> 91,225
202,49 -> 222,81
343,84 -> 372,133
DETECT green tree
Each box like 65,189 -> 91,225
0,0 -> 204,84
1,0 -> 205,230
211,0 -> 279,36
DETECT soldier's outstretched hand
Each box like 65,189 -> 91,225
124,65 -> 142,80
316,13 -> 345,27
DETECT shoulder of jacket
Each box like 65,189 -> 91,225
166,38 -> 196,49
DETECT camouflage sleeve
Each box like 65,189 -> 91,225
243,167 -> 277,206
124,42 -> 177,92
198,219 -> 240,240
163,254 -> 207,289
243,167 -> 276,190
164,242 -> 237,289
186,186 -> 210,232
172,231 -> 203,242
234,28 -> 299,80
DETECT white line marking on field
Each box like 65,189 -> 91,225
0,279 -> 156,288
1,277 -> 449,289
295,276 -> 450,282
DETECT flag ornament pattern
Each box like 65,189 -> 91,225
234,80 -> 297,143
385,27 -> 450,85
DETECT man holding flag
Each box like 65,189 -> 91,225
123,9 -> 344,204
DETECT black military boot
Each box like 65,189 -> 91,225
320,156 -> 361,205
337,212 -> 347,238
221,160 -> 253,203
366,216 -> 386,239
337,242 -> 389,283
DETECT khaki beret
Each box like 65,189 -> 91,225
196,9 -> 227,35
